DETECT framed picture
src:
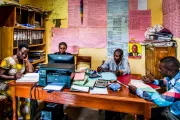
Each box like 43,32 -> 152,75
128,43 -> 142,59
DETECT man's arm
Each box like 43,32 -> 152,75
136,79 -> 180,107
142,73 -> 166,87
152,79 -> 166,86
100,60 -> 110,72
120,59 -> 130,75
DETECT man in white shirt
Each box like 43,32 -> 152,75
97,48 -> 130,76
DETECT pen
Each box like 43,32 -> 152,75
99,60 -> 106,72
117,81 -> 129,88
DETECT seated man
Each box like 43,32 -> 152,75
129,56 -> 180,120
97,49 -> 130,120
97,48 -> 130,76
54,42 -> 71,55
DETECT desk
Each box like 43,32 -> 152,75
118,74 -> 160,90
9,74 -> 153,120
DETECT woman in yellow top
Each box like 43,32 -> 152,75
0,44 -> 33,119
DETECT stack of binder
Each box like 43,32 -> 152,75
28,50 -> 45,63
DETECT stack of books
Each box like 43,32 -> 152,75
28,50 -> 45,63
71,72 -> 97,92
71,73 -> 89,92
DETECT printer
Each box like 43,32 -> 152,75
38,63 -> 75,88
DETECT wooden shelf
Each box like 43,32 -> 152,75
0,5 -> 47,63
14,27 -> 45,30
13,44 -> 45,49
31,59 -> 45,65
2,2 -> 44,14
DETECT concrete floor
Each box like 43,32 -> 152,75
64,106 -> 134,120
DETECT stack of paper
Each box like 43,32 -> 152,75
74,72 -> 85,81
73,75 -> 88,86
16,73 -> 39,82
70,85 -> 89,92
90,87 -> 108,94
43,83 -> 65,91
130,79 -> 156,93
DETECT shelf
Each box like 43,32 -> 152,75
13,44 -> 45,49
29,44 -> 46,47
0,5 -> 47,62
14,27 -> 45,30
13,44 -> 46,49
2,2 -> 44,14
31,59 -> 45,65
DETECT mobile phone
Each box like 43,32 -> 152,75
95,80 -> 108,88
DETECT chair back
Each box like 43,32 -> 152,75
76,56 -> 91,69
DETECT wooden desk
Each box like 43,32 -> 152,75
9,75 -> 153,120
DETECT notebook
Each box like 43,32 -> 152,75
90,87 -> 108,94
16,73 -> 39,82
70,85 -> 89,92
73,75 -> 88,85
130,79 -> 157,93
73,72 -> 85,81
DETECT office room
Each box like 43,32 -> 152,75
0,0 -> 180,120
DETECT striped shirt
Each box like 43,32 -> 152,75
101,58 -> 130,75
136,71 -> 180,118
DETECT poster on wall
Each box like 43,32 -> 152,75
107,0 -> 129,58
129,0 -> 147,10
50,28 -> 79,53
50,28 -> 107,53
68,0 -> 106,28
108,42 -> 128,57
129,10 -> 151,42
128,43 -> 142,59
78,28 -> 106,48
163,0 -> 180,37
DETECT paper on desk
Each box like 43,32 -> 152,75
84,78 -> 96,88
74,72 -> 85,81
43,83 -> 65,91
130,79 -> 156,93
90,87 -> 108,94
99,72 -> 117,81
23,73 -> 39,77
73,75 -> 88,85
16,73 -> 39,82
70,85 -> 89,92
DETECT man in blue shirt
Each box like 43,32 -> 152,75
129,56 -> 180,120
97,48 -> 130,76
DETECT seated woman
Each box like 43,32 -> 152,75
54,42 -> 71,55
97,48 -> 130,76
0,44 -> 33,119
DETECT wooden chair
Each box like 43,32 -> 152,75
76,56 -> 91,69
0,60 -> 8,119
0,94 -> 7,119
